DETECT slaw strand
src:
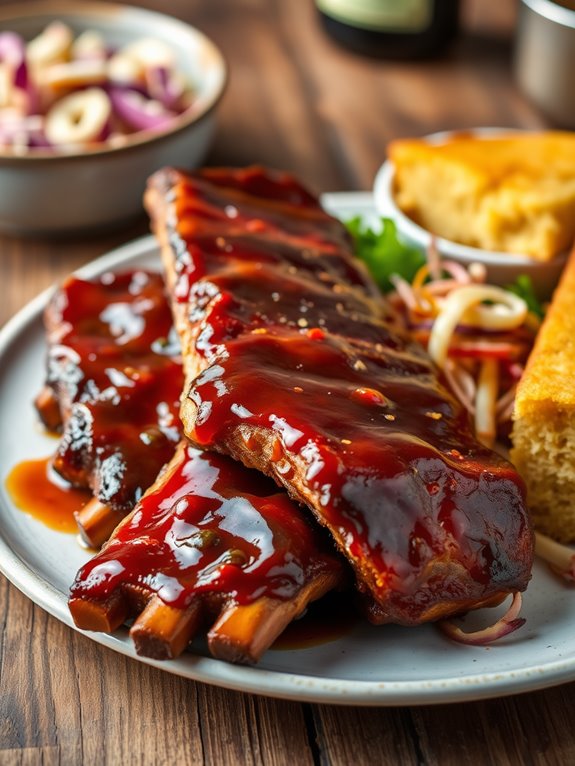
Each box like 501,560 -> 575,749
426,278 -> 468,297
413,261 -> 470,294
496,383 -> 519,423
389,274 -> 420,312
428,285 -> 528,368
535,531 -> 575,581
496,383 -> 519,413
497,397 -> 516,424
474,358 -> 499,448
414,286 -> 438,315
468,262 -> 487,283
444,360 -> 476,414
412,264 -> 431,291
442,260 -> 473,284
438,592 -> 525,646
427,236 -> 441,280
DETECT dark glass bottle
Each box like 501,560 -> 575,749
316,0 -> 461,59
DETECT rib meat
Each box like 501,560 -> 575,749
36,271 -> 183,527
69,440 -> 343,663
53,270 -> 344,662
145,165 -> 534,626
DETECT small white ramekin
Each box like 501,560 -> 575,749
373,128 -> 569,299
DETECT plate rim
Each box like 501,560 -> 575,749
1,191 -> 575,706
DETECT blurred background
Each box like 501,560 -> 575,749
0,0 -> 549,194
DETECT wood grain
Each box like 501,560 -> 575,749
0,222 -> 147,328
1,1 -> 573,764
0,584 -> 314,766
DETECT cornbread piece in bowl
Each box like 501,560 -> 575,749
389,131 -> 575,260
374,129 -> 575,296
511,244 -> 575,543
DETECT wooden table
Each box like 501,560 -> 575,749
1,1 -> 572,764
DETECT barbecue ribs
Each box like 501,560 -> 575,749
145,165 -> 534,626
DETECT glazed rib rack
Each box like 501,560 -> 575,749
146,165 -> 534,626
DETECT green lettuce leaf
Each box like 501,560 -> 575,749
346,216 -> 425,293
505,274 -> 545,319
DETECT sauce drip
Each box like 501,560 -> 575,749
71,443 -> 341,608
6,456 -> 90,533
155,166 -> 533,625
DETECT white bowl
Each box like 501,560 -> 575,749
373,128 -> 568,299
0,2 -> 228,234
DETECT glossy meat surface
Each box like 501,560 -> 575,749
146,165 -> 534,625
70,441 -> 342,610
38,271 -> 183,511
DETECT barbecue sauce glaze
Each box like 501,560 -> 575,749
151,166 -> 534,625
70,442 -> 341,608
40,271 -> 183,511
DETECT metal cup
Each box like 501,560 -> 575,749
515,0 -> 575,127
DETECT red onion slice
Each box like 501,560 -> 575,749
0,114 -> 46,149
438,592 -> 525,646
109,87 -> 177,132
0,32 -> 25,68
0,32 -> 28,91
145,65 -> 185,110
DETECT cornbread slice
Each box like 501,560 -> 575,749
389,131 -> 575,261
511,244 -> 575,541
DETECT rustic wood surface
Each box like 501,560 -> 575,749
0,0 -> 572,764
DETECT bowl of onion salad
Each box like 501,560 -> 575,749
0,2 -> 227,234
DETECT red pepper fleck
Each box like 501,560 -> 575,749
352,387 -> 387,406
246,219 -> 267,233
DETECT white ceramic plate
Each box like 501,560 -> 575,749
1,192 -> 575,707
